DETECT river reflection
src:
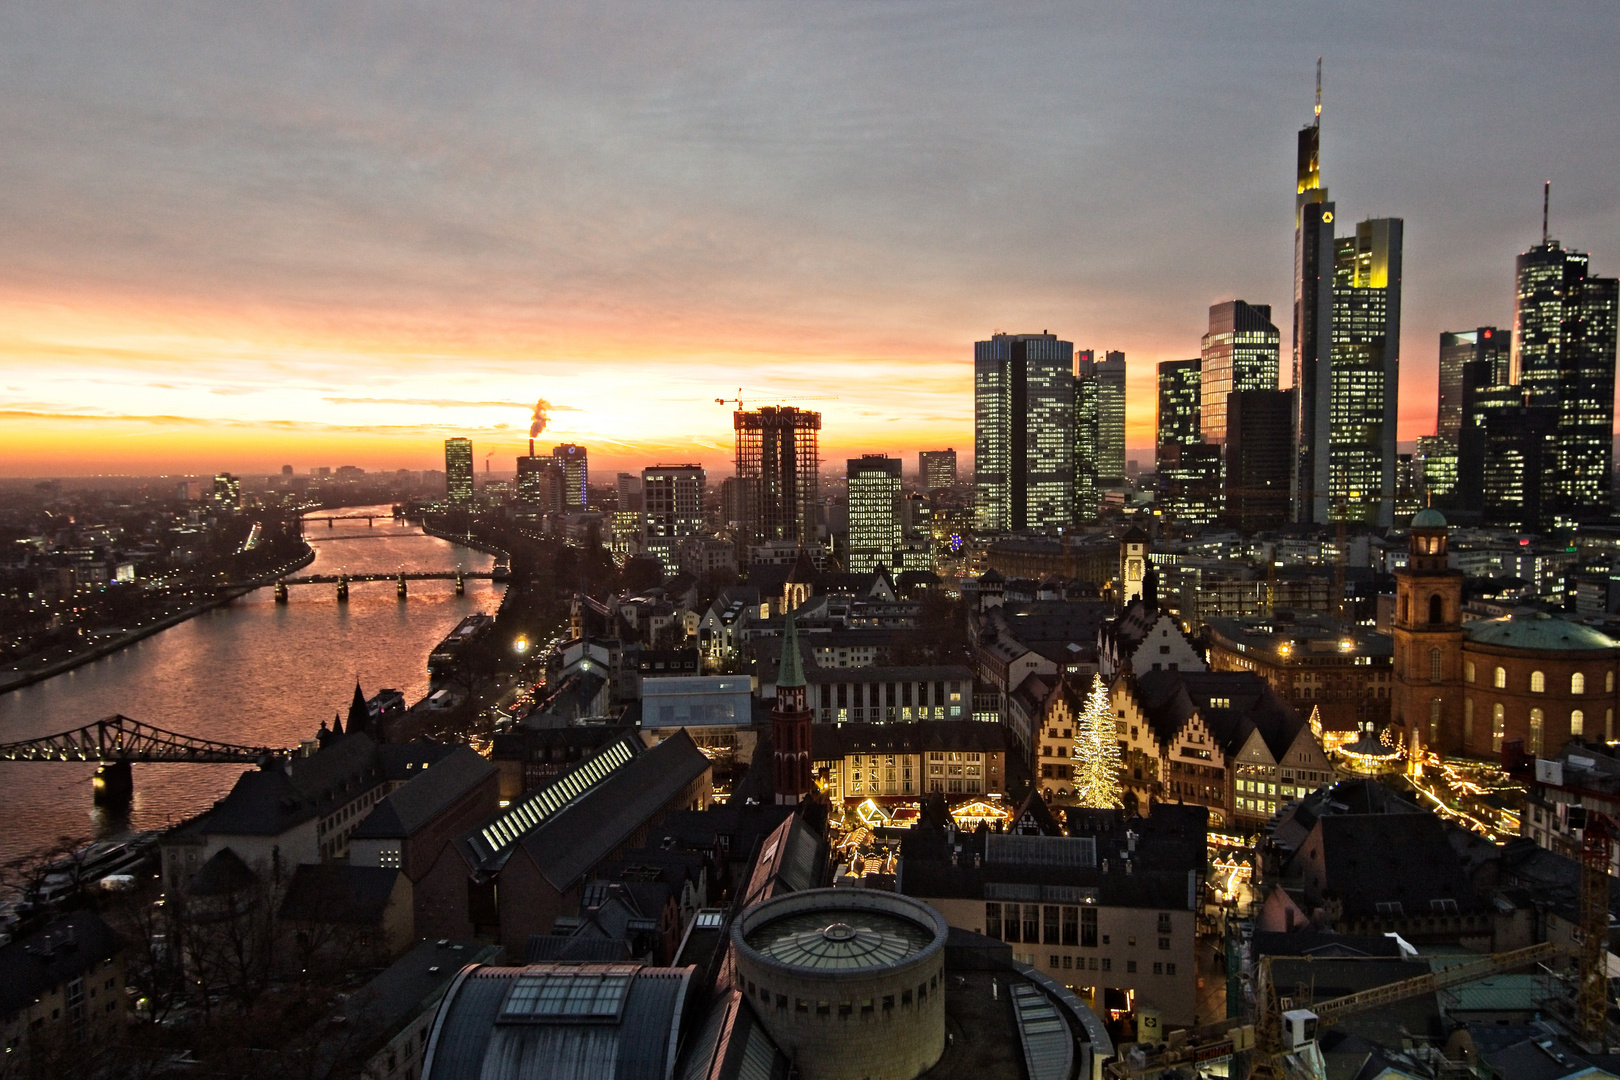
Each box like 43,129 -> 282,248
0,506 -> 502,864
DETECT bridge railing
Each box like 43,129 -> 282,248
0,715 -> 282,764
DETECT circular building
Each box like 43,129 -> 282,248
1460,614 -> 1620,756
731,888 -> 948,1080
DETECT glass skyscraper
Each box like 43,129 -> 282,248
1095,351 -> 1127,486
1199,300 -> 1279,446
1073,350 -> 1099,524
846,455 -> 902,572
445,437 -> 474,508
974,333 -> 1074,531
551,444 -> 589,510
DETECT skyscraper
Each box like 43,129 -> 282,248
515,454 -> 564,512
1156,358 -> 1215,523
551,444 -> 589,509
1095,351 -> 1127,486
642,464 -> 705,573
1225,390 -> 1294,531
846,455 -> 902,573
1073,350 -> 1099,524
1512,217 -> 1619,524
734,406 -> 821,549
1155,359 -> 1200,466
1289,72 -> 1402,527
445,437 -> 474,508
1199,301 -> 1280,446
918,449 -> 957,490
1437,327 -> 1509,445
973,333 -> 1074,531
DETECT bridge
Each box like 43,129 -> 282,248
0,714 -> 281,764
300,510 -> 407,528
280,571 -> 495,585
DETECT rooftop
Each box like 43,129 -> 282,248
0,911 -> 126,1018
1464,612 -> 1619,653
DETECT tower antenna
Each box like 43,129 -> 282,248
1314,57 -> 1322,127
1543,180 -> 1550,245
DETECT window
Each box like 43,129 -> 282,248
1157,912 -> 1172,933
1465,698 -> 1474,742
1022,904 -> 1039,943
1429,594 -> 1443,624
1429,698 -> 1442,744
1493,703 -> 1505,751
1044,906 -> 1060,944
1572,709 -> 1585,737
1610,671 -> 1616,694
1050,955 -> 1060,969
1573,672 -> 1586,694
1167,963 -> 1177,976
1101,958 -> 1111,972
1531,671 -> 1546,693
1158,937 -> 1170,950
1126,960 -> 1137,973
985,903 -> 1001,939
1430,648 -> 1443,682
1530,708 -> 1544,755
1153,962 -> 1163,975
1062,906 -> 1079,946
1494,667 -> 1507,689
1081,907 -> 1098,947
1466,661 -> 1476,683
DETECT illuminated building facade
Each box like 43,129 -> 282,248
444,437 -> 474,507
641,463 -> 705,573
1437,327 -> 1509,445
1291,94 -> 1336,526
918,448 -> 957,490
1513,238 -> 1619,524
734,406 -> 821,549
1327,217 -> 1403,527
1073,349 -> 1099,522
846,454 -> 902,573
551,444 -> 588,509
974,333 -> 1074,532
1223,389 -> 1293,531
1155,358 -> 1200,468
515,455 -> 564,512
1095,350 -> 1127,486
1199,300 -> 1280,446
1156,358 -> 1218,524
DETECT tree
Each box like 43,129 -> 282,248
1072,675 -> 1123,809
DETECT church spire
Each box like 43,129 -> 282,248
347,681 -> 369,735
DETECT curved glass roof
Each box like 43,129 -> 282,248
746,910 -> 932,971
1464,614 -> 1618,653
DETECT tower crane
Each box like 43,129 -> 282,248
714,389 -> 839,410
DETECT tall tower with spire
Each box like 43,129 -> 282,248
772,613 -> 814,805
1292,58 -> 1337,525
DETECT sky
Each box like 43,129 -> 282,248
1,3 -> 1617,478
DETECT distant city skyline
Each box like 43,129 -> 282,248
0,5 -> 1616,476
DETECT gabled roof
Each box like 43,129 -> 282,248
351,745 -> 496,841
1307,814 -> 1489,919
188,847 -> 258,895
279,864 -> 402,925
1133,670 -> 1307,760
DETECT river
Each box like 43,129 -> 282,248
0,506 -> 503,866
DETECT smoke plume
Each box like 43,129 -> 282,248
529,399 -> 550,439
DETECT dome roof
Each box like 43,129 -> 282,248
1464,613 -> 1619,653
1411,508 -> 1448,528
747,910 -> 933,971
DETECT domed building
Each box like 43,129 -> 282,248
1392,510 -> 1620,757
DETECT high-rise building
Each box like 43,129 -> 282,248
551,444 -> 588,510
516,454 -> 564,512
1200,301 -> 1280,446
1095,351 -> 1127,486
1437,327 -> 1509,445
616,472 -> 642,512
733,406 -> 821,549
211,472 -> 241,511
1482,405 -> 1559,531
846,455 -> 902,573
641,464 -> 705,573
1415,435 -> 1457,505
973,333 -> 1073,532
1073,350 -> 1099,523
918,449 -> 957,490
1457,365 -> 1525,517
1224,390 -> 1293,532
1155,358 -> 1201,471
445,438 -> 474,508
1513,228 -> 1619,524
1155,358 -> 1212,523
1288,78 -> 1402,527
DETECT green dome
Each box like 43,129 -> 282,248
1464,613 -> 1619,653
1411,508 -> 1448,528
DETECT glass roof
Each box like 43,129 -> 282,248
746,910 -> 931,971
501,967 -> 636,1022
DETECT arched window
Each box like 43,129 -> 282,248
1494,667 -> 1507,689
1608,671 -> 1615,694
1465,661 -> 1476,683
1572,709 -> 1585,737
1530,708 -> 1545,755
1398,596 -> 1408,623
1464,698 -> 1475,743
1429,698 -> 1442,745
1573,672 -> 1586,695
1430,648 -> 1443,682
1492,703 -> 1505,751
1429,594 -> 1443,625
1530,671 -> 1545,693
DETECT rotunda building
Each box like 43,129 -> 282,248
1460,613 -> 1620,756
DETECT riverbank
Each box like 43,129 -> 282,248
0,544 -> 316,697
419,518 -> 510,561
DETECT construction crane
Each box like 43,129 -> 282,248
1579,811 -> 1618,1040
713,389 -> 838,410
1105,941 -> 1556,1080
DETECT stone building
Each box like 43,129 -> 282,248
1205,613 -> 1393,741
811,721 -> 1011,804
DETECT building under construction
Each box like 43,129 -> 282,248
732,406 -> 820,550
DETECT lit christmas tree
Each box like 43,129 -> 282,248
1072,674 -> 1123,809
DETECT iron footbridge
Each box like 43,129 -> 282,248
0,714 -> 283,764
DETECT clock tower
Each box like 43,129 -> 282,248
1121,526 -> 1148,604
1391,509 -> 1464,755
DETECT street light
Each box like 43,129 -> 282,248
514,637 -> 528,655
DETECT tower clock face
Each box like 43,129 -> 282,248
1127,562 -> 1142,580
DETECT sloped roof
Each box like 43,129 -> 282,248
279,863 -> 402,925
188,847 -> 258,895
351,745 -> 495,841
0,911 -> 127,1018
1311,814 -> 1489,919
1134,669 -> 1306,760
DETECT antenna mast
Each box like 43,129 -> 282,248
1543,180 -> 1550,245
1314,57 -> 1322,127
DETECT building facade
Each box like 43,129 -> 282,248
1327,217 -> 1403,527
1224,389 -> 1293,532
974,333 -> 1074,532
847,455 -> 903,573
1200,300 -> 1280,447
812,721 -> 1009,802
734,406 -> 821,549
444,437 -> 474,508
919,449 -> 957,490
1095,351 -> 1127,487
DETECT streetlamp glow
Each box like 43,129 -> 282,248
514,637 -> 528,654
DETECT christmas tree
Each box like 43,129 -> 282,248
1072,674 -> 1123,809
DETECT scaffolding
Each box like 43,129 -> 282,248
734,407 -> 821,550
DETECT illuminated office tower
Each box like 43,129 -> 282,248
641,464 -> 705,573
1155,358 -> 1200,469
846,455 -> 902,573
515,454 -> 564,512
1073,350 -> 1099,523
1095,351 -> 1127,486
1200,301 -> 1280,446
974,333 -> 1074,531
551,444 -> 589,509
1327,217 -> 1403,527
1156,358 -> 1217,523
1224,390 -> 1293,531
445,437 -> 474,508
733,406 -> 821,548
1437,328 -> 1509,445
1513,208 -> 1619,524
919,449 -> 957,490
1291,67 -> 1335,525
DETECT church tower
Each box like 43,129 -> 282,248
1120,526 -> 1148,604
773,612 -> 814,805
1391,509 -> 1464,755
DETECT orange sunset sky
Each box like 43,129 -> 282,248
1,5 -> 1616,479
